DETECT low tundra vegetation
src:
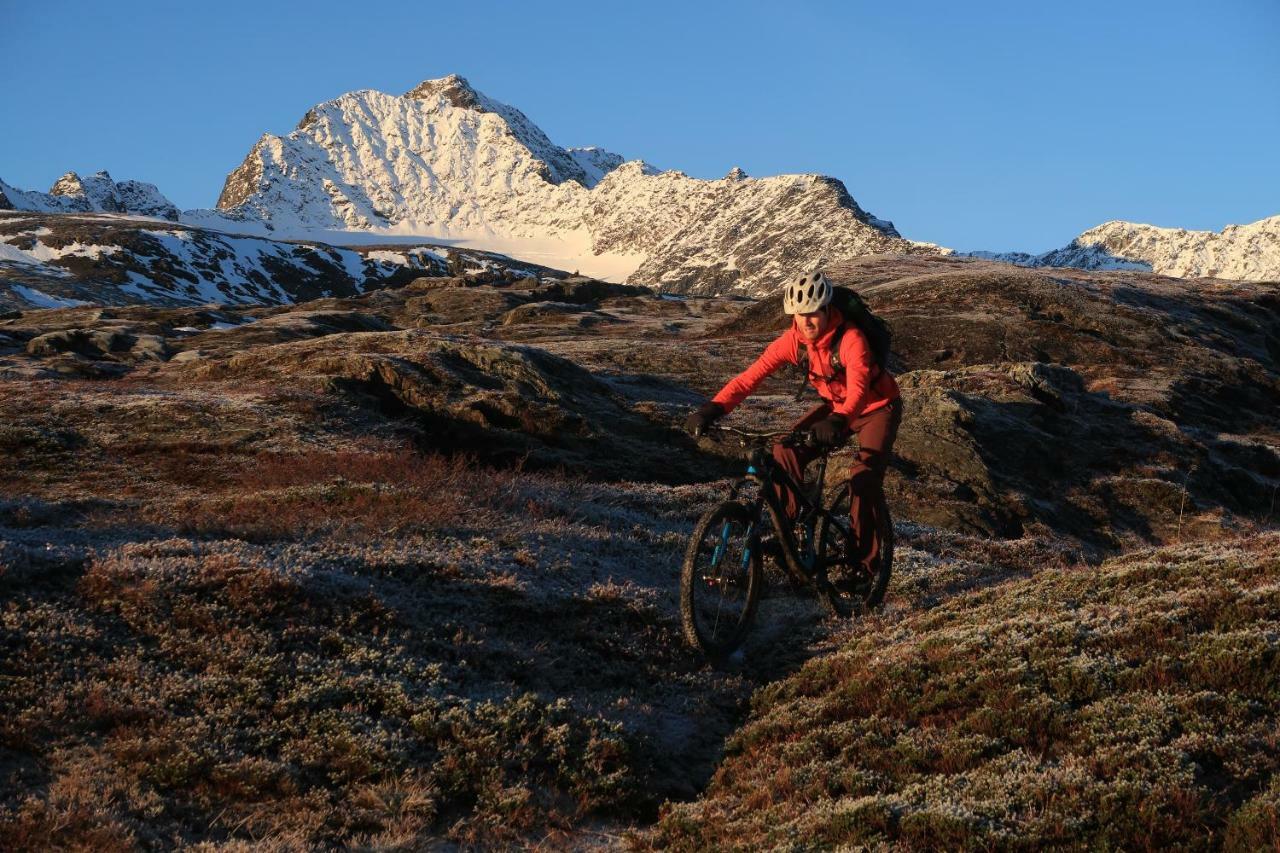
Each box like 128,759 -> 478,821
147,448 -> 531,541
652,532 -> 1280,850
1,536 -> 649,849
0,427 -> 749,848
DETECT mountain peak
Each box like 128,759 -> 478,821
1,171 -> 177,220
404,74 -> 483,109
49,171 -> 88,197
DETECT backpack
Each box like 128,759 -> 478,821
794,286 -> 893,401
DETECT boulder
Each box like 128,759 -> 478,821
129,334 -> 171,361
500,301 -> 590,326
27,328 -> 134,358
534,277 -> 651,304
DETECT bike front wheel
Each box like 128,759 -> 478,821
817,481 -> 894,617
680,501 -> 763,661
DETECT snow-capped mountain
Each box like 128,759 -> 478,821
971,215 -> 1280,282
212,74 -> 940,295
0,170 -> 178,221
10,76 -> 1274,300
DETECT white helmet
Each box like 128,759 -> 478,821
782,270 -> 833,315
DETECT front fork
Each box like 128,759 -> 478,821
710,518 -> 757,569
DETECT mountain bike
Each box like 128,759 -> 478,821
680,424 -> 893,662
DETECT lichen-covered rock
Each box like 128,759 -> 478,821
500,301 -> 591,326
27,328 -> 135,358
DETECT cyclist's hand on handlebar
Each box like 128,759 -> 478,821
811,413 -> 849,447
684,402 -> 726,437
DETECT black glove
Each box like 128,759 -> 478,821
811,413 -> 849,447
684,402 -> 725,437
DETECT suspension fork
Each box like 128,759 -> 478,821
710,487 -> 765,570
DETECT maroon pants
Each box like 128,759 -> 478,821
771,398 -> 903,574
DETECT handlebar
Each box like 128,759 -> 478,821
703,424 -> 814,448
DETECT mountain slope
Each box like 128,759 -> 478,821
2,253 -> 1277,847
212,74 -> 937,295
1,171 -> 178,221
972,215 -> 1280,282
0,211 -> 562,310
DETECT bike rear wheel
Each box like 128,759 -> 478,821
680,501 -> 763,661
817,481 -> 893,616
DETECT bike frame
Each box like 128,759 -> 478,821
716,429 -> 843,587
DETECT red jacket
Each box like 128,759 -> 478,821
711,307 -> 900,418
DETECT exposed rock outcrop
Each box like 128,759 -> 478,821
2,254 -> 1275,549
710,255 -> 1280,550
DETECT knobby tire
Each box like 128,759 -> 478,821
680,501 -> 763,662
817,481 -> 893,617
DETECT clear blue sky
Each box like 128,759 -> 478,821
3,0 -> 1277,252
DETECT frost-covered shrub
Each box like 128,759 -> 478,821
652,533 -> 1280,850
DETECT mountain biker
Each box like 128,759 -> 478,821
683,270 -> 902,581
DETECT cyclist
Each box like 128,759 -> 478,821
683,270 -> 902,581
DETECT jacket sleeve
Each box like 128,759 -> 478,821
833,328 -> 875,418
711,332 -> 796,414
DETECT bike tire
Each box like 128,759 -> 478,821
817,481 -> 893,617
680,501 -> 763,661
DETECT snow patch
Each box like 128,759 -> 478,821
15,239 -> 120,264
10,285 -> 91,308
0,242 -> 41,265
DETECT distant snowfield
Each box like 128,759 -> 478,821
249,223 -> 647,282
412,231 -> 646,282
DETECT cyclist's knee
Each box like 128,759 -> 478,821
856,446 -> 890,471
771,442 -> 793,466
848,465 -> 885,494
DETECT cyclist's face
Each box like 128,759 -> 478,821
794,308 -> 829,343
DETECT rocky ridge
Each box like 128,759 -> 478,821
0,170 -> 178,221
6,77 -> 1278,297
972,214 -> 1280,282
